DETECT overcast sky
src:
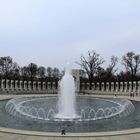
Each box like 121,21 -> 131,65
0,0 -> 140,70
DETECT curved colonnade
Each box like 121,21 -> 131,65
0,79 -> 139,95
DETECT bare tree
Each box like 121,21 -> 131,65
108,56 -> 118,74
76,50 -> 104,88
105,56 -> 118,80
122,52 -> 140,77
47,67 -> 53,77
27,63 -> 38,81
95,56 -> 118,82
21,66 -> 29,80
37,66 -> 46,79
10,62 -> 21,79
0,56 -> 15,78
53,67 -> 60,78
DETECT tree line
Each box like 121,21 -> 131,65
0,50 -> 140,84
0,56 -> 60,82
77,50 -> 140,88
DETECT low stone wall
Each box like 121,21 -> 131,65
80,81 -> 140,95
0,79 -> 140,96
0,79 -> 57,94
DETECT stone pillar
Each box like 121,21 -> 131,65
133,81 -> 136,92
33,81 -> 36,90
42,82 -> 46,90
124,82 -> 127,92
136,81 -> 139,92
1,79 -> 5,90
75,77 -> 80,92
10,80 -> 14,90
6,80 -> 10,90
8,80 -> 12,90
24,81 -> 27,90
96,82 -> 99,91
126,82 -> 129,92
28,81 -> 32,91
47,82 -> 51,91
138,81 -> 140,94
120,82 -> 123,92
53,82 -> 56,90
115,82 -> 119,92
91,83 -> 95,90
19,81 -> 23,90
129,82 -> 132,92
111,82 -> 114,92
15,80 -> 18,90
38,82 -> 41,91
101,82 -> 104,91
106,82 -> 109,92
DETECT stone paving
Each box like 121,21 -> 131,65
0,132 -> 140,140
0,94 -> 140,140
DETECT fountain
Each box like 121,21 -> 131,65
4,63 -> 136,132
55,63 -> 79,120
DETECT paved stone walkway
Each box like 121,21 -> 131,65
0,94 -> 140,140
0,131 -> 140,140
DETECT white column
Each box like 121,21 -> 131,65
91,83 -> 94,90
47,82 -> 51,91
15,80 -> 18,90
96,82 -> 99,91
33,81 -> 36,90
42,82 -> 46,90
138,81 -> 140,94
28,81 -> 32,90
1,79 -> 5,90
53,82 -> 56,90
24,81 -> 27,90
115,82 -> 119,92
101,82 -> 104,91
10,80 -> 14,90
136,82 -> 139,92
106,82 -> 109,92
120,82 -> 123,92
38,82 -> 41,91
6,80 -> 10,90
75,77 -> 80,92
111,82 -> 114,92
133,81 -> 136,92
129,82 -> 132,92
124,82 -> 127,92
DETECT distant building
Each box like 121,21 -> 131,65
72,69 -> 87,92
59,69 -> 87,91
72,69 -> 87,80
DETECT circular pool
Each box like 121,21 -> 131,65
0,96 -> 139,132
5,96 -> 135,122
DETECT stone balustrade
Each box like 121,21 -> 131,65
0,79 -> 140,95
80,81 -> 140,95
0,79 -> 58,94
